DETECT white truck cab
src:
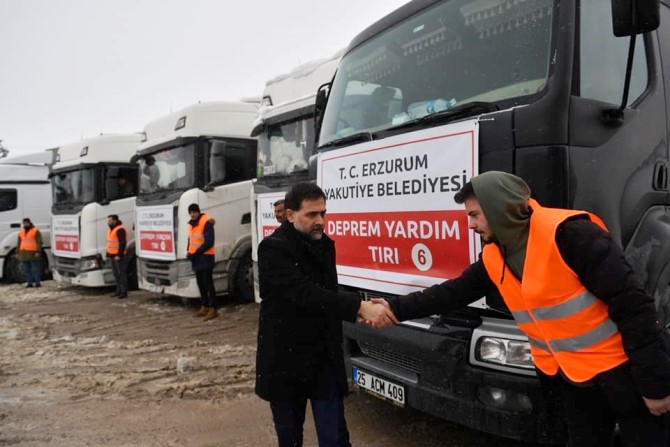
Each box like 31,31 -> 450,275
0,151 -> 54,282
134,101 -> 258,301
50,134 -> 142,287
250,52 -> 341,302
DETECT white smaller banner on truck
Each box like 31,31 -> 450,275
136,206 -> 176,261
256,192 -> 286,242
52,215 -> 80,259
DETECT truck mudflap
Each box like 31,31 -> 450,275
342,320 -> 566,445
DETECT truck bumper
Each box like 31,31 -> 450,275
343,321 -> 565,445
53,268 -> 113,287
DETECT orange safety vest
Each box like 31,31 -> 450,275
482,199 -> 628,382
188,213 -> 215,255
19,227 -> 39,252
107,225 -> 127,255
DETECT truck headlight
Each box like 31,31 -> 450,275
476,337 -> 534,369
80,255 -> 102,272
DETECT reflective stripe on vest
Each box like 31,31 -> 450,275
19,227 -> 38,252
107,225 -> 126,255
188,213 -> 215,255
482,199 -> 628,382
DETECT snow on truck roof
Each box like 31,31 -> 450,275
138,101 -> 259,151
255,50 -> 343,125
53,133 -> 144,170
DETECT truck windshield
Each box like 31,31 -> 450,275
138,144 -> 195,195
319,0 -> 555,146
51,168 -> 98,206
257,117 -> 315,177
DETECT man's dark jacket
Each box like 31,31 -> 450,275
255,222 -> 361,402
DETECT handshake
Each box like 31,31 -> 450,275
357,298 -> 399,329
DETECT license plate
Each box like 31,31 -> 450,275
352,367 -> 405,406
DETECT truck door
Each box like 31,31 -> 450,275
0,187 -> 21,244
568,0 -> 669,246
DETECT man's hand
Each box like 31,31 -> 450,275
643,396 -> 670,416
35,252 -> 40,259
114,256 -> 121,261
358,300 -> 399,329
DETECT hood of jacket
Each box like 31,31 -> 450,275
471,171 -> 531,278
189,213 -> 216,227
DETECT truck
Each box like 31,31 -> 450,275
0,150 -> 54,282
250,52 -> 342,302
134,101 -> 259,301
314,0 -> 668,443
50,134 -> 141,288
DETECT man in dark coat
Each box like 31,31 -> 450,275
255,182 -> 397,447
369,171 -> 670,447
186,203 -> 217,321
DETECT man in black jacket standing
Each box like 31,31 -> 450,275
255,182 -> 397,447
370,171 -> 670,447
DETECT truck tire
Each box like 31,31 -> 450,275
4,252 -> 25,283
127,256 -> 138,291
231,251 -> 254,303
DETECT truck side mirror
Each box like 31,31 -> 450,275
314,83 -> 331,145
611,0 -> 660,37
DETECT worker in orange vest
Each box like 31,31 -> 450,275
367,171 -> 670,447
187,203 -> 217,321
15,218 -> 43,288
106,214 -> 128,298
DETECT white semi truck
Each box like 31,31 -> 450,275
134,101 -> 258,301
0,150 -> 54,282
250,52 -> 342,302
50,134 -> 142,288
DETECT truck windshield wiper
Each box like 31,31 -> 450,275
318,131 -> 373,150
381,101 -> 499,134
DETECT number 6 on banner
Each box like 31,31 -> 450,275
411,243 -> 433,272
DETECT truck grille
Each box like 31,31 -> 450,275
359,341 -> 422,374
55,257 -> 79,277
139,259 -> 176,286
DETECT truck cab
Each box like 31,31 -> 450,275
316,0 -> 670,443
250,52 -> 342,302
51,134 -> 141,288
134,101 -> 258,301
0,151 -> 54,282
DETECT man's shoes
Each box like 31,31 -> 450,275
26,284 -> 33,288
117,293 -> 128,299
111,292 -> 120,297
194,306 -> 208,317
202,307 -> 218,322
35,284 -> 41,288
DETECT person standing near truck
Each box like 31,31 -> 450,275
106,214 -> 128,299
187,203 -> 217,321
255,182 -> 397,447
16,218 -> 43,288
369,171 -> 670,447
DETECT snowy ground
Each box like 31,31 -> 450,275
0,281 -> 549,446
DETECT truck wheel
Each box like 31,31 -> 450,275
231,251 -> 254,303
127,256 -> 138,291
4,252 -> 25,283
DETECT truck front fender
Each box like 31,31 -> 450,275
624,205 -> 670,325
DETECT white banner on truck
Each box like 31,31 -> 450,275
256,192 -> 286,242
52,215 -> 81,259
317,120 -> 479,295
136,206 -> 176,261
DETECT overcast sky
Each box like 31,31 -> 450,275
0,0 -> 408,155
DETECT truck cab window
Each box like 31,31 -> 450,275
209,140 -> 255,185
257,119 -> 314,176
105,166 -> 138,200
0,189 -> 17,212
579,0 -> 648,104
138,145 -> 195,194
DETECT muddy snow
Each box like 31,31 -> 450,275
0,281 -> 547,446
